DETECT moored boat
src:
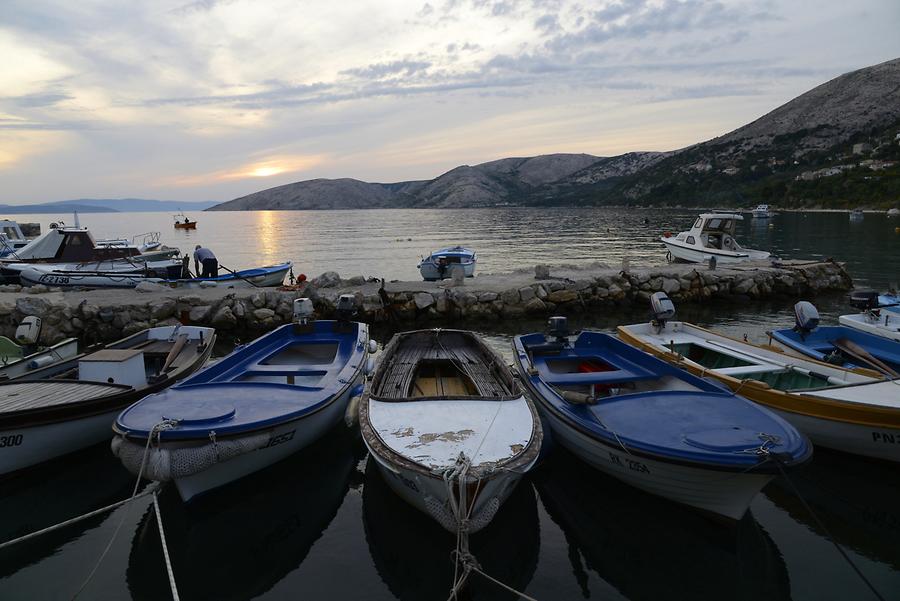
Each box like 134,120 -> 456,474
0,324 -> 215,476
174,212 -> 197,229
771,301 -> 900,373
417,246 -> 476,281
0,317 -> 79,381
112,297 -> 371,502
661,213 -> 770,264
618,293 -> 900,463
837,290 -> 900,342
514,315 -> 810,520
751,204 -> 772,218
360,328 -> 542,533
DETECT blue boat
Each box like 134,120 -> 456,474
113,302 -> 371,501
772,301 -> 900,373
513,317 -> 811,520
417,246 -> 476,281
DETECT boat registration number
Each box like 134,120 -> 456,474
609,451 -> 650,474
0,434 -> 23,448
264,430 -> 295,448
38,274 -> 70,285
872,431 -> 899,445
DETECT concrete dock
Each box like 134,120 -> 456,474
0,260 -> 853,344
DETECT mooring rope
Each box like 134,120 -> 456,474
153,490 -> 180,601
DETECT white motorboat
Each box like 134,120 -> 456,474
849,208 -> 865,221
360,329 -> 542,533
417,246 -> 476,281
0,325 -> 215,476
618,294 -> 900,463
661,213 -> 770,264
751,204 -> 772,218
0,220 -> 32,258
838,290 -> 900,342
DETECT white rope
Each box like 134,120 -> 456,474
153,490 -> 181,601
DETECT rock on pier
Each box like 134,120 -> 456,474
0,260 -> 853,344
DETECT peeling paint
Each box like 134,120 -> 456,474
392,426 -> 415,437
407,429 -> 475,449
509,444 -> 524,454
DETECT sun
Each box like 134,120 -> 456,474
250,166 -> 282,177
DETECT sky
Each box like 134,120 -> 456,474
1,0 -> 899,204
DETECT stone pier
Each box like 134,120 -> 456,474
0,260 -> 853,344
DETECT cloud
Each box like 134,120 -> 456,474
163,154 -> 328,186
341,60 -> 433,80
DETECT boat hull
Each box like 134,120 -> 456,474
0,338 -> 79,380
838,313 -> 900,342
661,238 -> 768,264
418,260 -> 476,281
172,371 -> 361,501
174,222 -> 197,230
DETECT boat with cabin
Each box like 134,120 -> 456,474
751,204 -> 772,218
514,315 -> 810,520
850,208 -> 865,221
618,293 -> 900,463
0,324 -> 215,476
360,328 -> 542,533
417,246 -> 476,281
112,297 -> 371,502
660,213 -> 770,264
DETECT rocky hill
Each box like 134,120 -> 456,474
211,57 -> 900,211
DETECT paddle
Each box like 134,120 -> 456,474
157,333 -> 189,377
830,337 -> 900,379
217,263 -> 262,288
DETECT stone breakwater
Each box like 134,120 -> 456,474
0,260 -> 852,344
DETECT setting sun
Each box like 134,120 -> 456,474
250,166 -> 282,177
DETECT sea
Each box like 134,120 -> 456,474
0,208 -> 898,600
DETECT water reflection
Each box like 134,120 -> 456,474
0,443 -> 135,578
533,448 -> 791,601
362,457 -> 540,600
126,426 -> 360,601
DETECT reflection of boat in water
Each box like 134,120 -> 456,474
0,443 -> 135,579
764,448 -> 900,570
534,449 -> 792,601
362,456 -> 539,601
126,426 -> 359,601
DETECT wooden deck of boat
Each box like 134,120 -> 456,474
0,380 -> 126,414
375,331 -> 512,399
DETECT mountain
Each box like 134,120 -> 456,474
0,199 -> 217,214
210,57 -> 900,211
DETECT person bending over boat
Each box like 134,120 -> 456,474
194,245 -> 218,278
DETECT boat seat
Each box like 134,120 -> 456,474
716,364 -> 783,376
238,365 -> 330,375
536,359 -> 656,387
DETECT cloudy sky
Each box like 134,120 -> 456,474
1,0 -> 898,204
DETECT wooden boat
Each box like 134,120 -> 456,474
0,317 -> 79,381
113,299 -> 370,502
771,302 -> 900,373
174,212 -> 197,230
661,213 -> 770,264
514,317 -> 810,520
360,328 -> 542,533
618,293 -> 900,463
837,290 -> 900,342
417,246 -> 476,281
0,325 -> 215,476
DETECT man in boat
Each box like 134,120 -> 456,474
194,245 -> 218,278
184,216 -> 190,224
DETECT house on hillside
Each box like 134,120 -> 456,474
852,142 -> 872,155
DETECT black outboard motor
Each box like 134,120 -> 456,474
548,316 -> 569,343
792,301 -> 819,338
849,290 -> 879,311
650,291 -> 676,329
333,294 -> 357,333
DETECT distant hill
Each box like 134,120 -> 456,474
0,199 -> 217,214
209,57 -> 900,211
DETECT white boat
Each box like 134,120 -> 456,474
751,204 -> 772,218
360,329 -> 542,533
0,325 -> 215,476
0,317 -> 79,380
661,213 -> 770,264
888,208 -> 900,218
849,208 -> 865,221
618,294 -> 900,463
0,220 -> 32,258
838,290 -> 900,342
417,246 -> 476,281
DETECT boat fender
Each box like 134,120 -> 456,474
344,384 -> 365,428
364,356 -> 375,375
560,390 -> 596,405
28,355 -> 55,369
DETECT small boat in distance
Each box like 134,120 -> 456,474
514,314 -> 810,520
174,212 -> 197,229
660,213 -> 770,264
751,204 -> 772,218
113,297 -> 370,502
361,328 -> 542,533
417,246 -> 476,281
849,208 -> 865,221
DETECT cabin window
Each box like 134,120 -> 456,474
686,236 -> 695,245
707,218 -> 722,230
2,228 -> 18,239
693,218 -> 702,228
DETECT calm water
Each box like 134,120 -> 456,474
1,208 -> 899,600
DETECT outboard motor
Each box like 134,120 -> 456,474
650,292 -> 676,329
792,301 -> 819,337
849,290 -> 879,312
15,316 -> 42,355
548,316 -> 569,343
293,298 -> 315,333
334,294 -> 357,333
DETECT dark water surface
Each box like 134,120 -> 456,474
1,209 -> 899,600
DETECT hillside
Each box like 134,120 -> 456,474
211,57 -> 900,211
1,199 -> 217,213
